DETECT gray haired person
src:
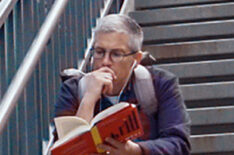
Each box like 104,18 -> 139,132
55,14 -> 191,155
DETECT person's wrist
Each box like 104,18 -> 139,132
132,143 -> 143,155
138,144 -> 146,155
83,91 -> 100,103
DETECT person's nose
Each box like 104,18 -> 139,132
102,52 -> 112,66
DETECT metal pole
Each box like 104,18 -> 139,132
0,0 -> 69,134
0,0 -> 18,28
119,0 -> 134,15
78,0 -> 114,71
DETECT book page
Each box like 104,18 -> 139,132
54,116 -> 89,139
91,102 -> 130,126
52,125 -> 91,149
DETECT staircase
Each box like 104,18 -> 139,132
129,0 -> 234,154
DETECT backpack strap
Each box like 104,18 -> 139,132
133,65 -> 158,115
59,68 -> 85,103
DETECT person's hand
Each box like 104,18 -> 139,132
76,67 -> 116,123
81,67 -> 117,101
90,138 -> 142,155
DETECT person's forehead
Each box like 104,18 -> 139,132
94,32 -> 130,50
95,31 -> 129,39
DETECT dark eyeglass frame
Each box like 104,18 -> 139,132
91,47 -> 138,62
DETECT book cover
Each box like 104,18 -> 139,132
51,102 -> 144,155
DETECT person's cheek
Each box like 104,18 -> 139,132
93,61 -> 101,70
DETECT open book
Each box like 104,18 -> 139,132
51,102 -> 144,155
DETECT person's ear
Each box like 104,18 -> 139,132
135,51 -> 143,64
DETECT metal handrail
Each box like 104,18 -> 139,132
43,124 -> 55,155
120,0 -> 134,15
79,0 -> 114,71
0,0 -> 69,134
0,0 -> 18,28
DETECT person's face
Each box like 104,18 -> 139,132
93,32 -> 141,95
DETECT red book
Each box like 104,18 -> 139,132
51,102 -> 144,155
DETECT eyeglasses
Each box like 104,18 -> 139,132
91,47 -> 137,62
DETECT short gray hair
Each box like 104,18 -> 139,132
93,14 -> 143,52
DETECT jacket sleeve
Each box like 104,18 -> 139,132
53,77 -> 80,141
138,68 -> 191,155
54,77 -> 80,117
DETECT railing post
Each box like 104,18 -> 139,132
0,0 -> 69,135
0,0 -> 18,28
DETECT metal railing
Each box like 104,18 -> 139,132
79,0 -> 114,71
0,0 -> 69,135
0,0 -> 18,28
1,0 -> 110,154
0,0 -> 134,154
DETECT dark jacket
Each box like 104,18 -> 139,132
55,66 -> 191,155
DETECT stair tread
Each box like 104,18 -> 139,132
143,39 -> 234,61
143,20 -> 234,43
135,0 -> 232,9
190,133 -> 234,153
180,81 -> 234,101
157,59 -> 234,79
188,106 -> 234,126
131,3 -> 234,25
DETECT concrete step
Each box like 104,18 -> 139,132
181,81 -> 234,102
191,133 -> 234,154
157,59 -> 234,84
188,105 -> 234,126
189,106 -> 234,134
130,3 -> 234,26
135,0 -> 233,9
182,82 -> 234,108
143,20 -> 234,44
143,39 -> 234,63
